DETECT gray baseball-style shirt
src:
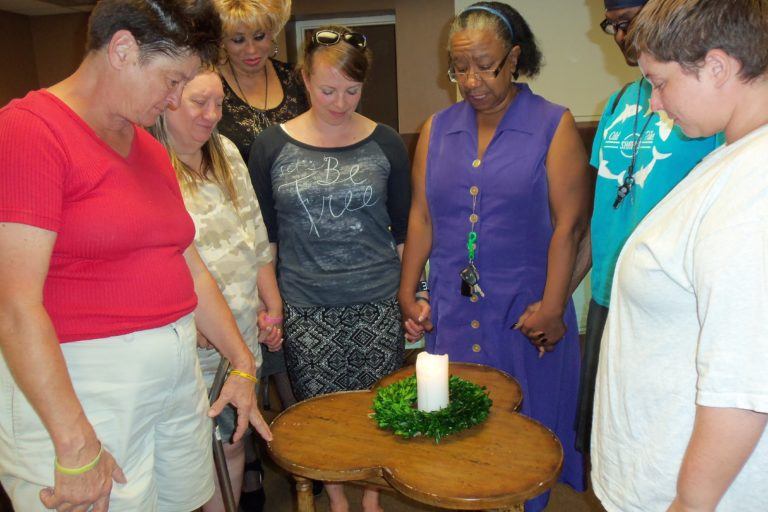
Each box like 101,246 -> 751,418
249,123 -> 410,307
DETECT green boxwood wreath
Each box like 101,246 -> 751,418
370,375 -> 493,443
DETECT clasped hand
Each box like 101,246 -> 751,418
256,310 -> 283,352
514,301 -> 566,355
401,297 -> 433,341
196,312 -> 283,353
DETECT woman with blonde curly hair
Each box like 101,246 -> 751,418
214,3 -> 307,507
216,0 -> 309,163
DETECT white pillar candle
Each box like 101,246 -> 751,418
416,352 -> 449,412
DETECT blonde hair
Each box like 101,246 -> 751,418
150,72 -> 240,209
215,0 -> 291,36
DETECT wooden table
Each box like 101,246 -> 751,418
267,363 -> 562,511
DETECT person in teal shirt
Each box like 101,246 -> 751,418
574,0 -> 721,453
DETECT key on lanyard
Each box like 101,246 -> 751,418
460,263 -> 485,298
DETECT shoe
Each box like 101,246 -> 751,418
239,487 -> 265,512
239,459 -> 265,512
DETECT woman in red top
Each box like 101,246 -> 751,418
0,1 -> 270,511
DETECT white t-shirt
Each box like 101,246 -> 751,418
591,123 -> 768,512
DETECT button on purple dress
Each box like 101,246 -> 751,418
425,84 -> 585,511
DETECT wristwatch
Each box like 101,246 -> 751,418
417,280 -> 429,293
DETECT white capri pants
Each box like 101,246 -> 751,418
0,313 -> 214,511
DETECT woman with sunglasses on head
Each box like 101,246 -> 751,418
399,3 -> 590,510
151,68 -> 282,512
249,25 -> 410,512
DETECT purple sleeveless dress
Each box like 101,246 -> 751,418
425,84 -> 585,511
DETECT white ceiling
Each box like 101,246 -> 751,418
0,0 -> 93,16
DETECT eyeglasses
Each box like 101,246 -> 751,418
311,30 -> 367,50
600,18 -> 632,35
448,49 -> 511,83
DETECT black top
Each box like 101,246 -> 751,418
248,123 -> 411,306
218,59 -> 309,163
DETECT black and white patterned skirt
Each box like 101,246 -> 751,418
283,297 -> 405,401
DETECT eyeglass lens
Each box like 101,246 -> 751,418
343,32 -> 367,49
600,18 -> 631,35
448,49 -> 510,83
314,30 -> 341,45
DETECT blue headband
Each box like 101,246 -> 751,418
461,5 -> 515,39
604,0 -> 647,10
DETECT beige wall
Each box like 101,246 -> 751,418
454,0 -> 638,121
394,0 -> 454,133
0,11 -> 39,106
291,0 -> 455,133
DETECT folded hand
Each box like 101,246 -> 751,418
514,301 -> 566,355
401,298 -> 433,342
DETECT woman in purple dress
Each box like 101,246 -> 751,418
399,3 -> 591,510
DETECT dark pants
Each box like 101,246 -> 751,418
575,299 -> 609,454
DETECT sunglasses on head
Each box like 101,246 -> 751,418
311,30 -> 367,50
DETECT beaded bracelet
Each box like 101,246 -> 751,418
54,444 -> 102,476
229,369 -> 259,384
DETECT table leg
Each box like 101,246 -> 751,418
488,505 -> 524,512
295,476 -> 316,512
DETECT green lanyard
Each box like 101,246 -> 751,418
467,231 -> 477,261
467,184 -> 479,262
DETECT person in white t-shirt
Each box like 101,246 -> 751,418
591,1 -> 768,511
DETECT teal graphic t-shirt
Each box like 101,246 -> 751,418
590,78 -> 722,307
